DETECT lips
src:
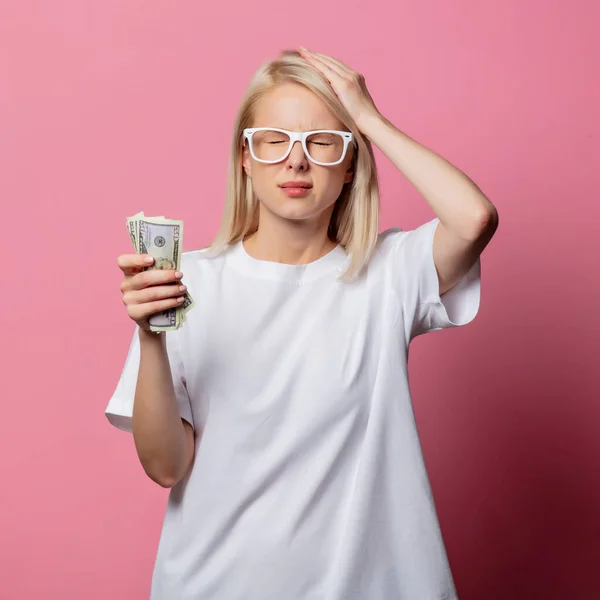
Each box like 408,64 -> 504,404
279,181 -> 312,188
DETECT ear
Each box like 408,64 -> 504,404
343,159 -> 354,184
343,146 -> 355,184
242,144 -> 252,178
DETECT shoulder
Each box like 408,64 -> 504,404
376,227 -> 404,251
374,219 -> 439,260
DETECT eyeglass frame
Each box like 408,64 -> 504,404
242,127 -> 355,166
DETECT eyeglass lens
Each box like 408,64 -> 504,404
251,130 -> 345,164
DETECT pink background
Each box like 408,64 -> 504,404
2,1 -> 598,598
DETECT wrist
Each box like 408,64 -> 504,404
138,327 -> 166,345
356,110 -> 386,139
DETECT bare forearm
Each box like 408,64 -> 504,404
132,329 -> 192,487
360,113 -> 497,239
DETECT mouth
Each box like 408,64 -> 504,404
279,181 -> 313,189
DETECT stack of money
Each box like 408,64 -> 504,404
126,212 -> 195,332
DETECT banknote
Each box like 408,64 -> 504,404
126,212 -> 195,332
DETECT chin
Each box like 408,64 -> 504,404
281,198 -> 333,220
276,206 -> 319,222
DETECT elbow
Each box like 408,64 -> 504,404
464,205 -> 499,243
480,207 -> 499,245
154,475 -> 180,489
477,204 -> 499,235
135,422 -> 196,488
144,447 -> 195,488
142,458 -> 189,488
147,468 -> 184,489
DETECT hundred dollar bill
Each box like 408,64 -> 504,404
126,212 -> 195,332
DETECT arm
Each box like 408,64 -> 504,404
132,329 -> 195,488
298,49 -> 499,295
360,114 -> 499,296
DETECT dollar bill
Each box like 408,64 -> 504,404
126,212 -> 195,332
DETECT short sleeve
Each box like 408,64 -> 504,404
104,326 -> 195,432
386,218 -> 481,341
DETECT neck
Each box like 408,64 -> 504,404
243,208 -> 337,265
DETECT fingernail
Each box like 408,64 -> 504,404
179,285 -> 187,292
144,256 -> 154,263
175,271 -> 183,279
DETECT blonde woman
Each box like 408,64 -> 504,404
107,48 -> 498,599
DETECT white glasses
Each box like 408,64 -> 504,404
242,127 -> 354,166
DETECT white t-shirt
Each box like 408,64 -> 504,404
106,217 -> 481,600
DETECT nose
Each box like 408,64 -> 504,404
285,140 -> 309,171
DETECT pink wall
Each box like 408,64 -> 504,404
2,1 -> 598,598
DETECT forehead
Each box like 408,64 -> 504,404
252,83 -> 344,131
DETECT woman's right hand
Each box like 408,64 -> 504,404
117,254 -> 187,331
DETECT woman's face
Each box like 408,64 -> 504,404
242,83 -> 354,228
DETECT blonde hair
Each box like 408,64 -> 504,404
207,49 -> 381,281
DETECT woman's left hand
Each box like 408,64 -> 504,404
299,47 -> 381,132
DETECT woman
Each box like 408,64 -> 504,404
106,48 -> 498,600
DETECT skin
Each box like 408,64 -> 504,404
298,47 -> 499,296
117,255 -> 186,331
117,254 -> 193,488
112,47 -> 498,488
242,83 -> 355,265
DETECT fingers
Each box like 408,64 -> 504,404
126,294 -> 186,324
117,254 -> 154,275
300,48 -> 354,79
117,253 -> 187,329
301,50 -> 339,81
120,268 -> 183,293
313,53 -> 352,76
123,282 -> 187,307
